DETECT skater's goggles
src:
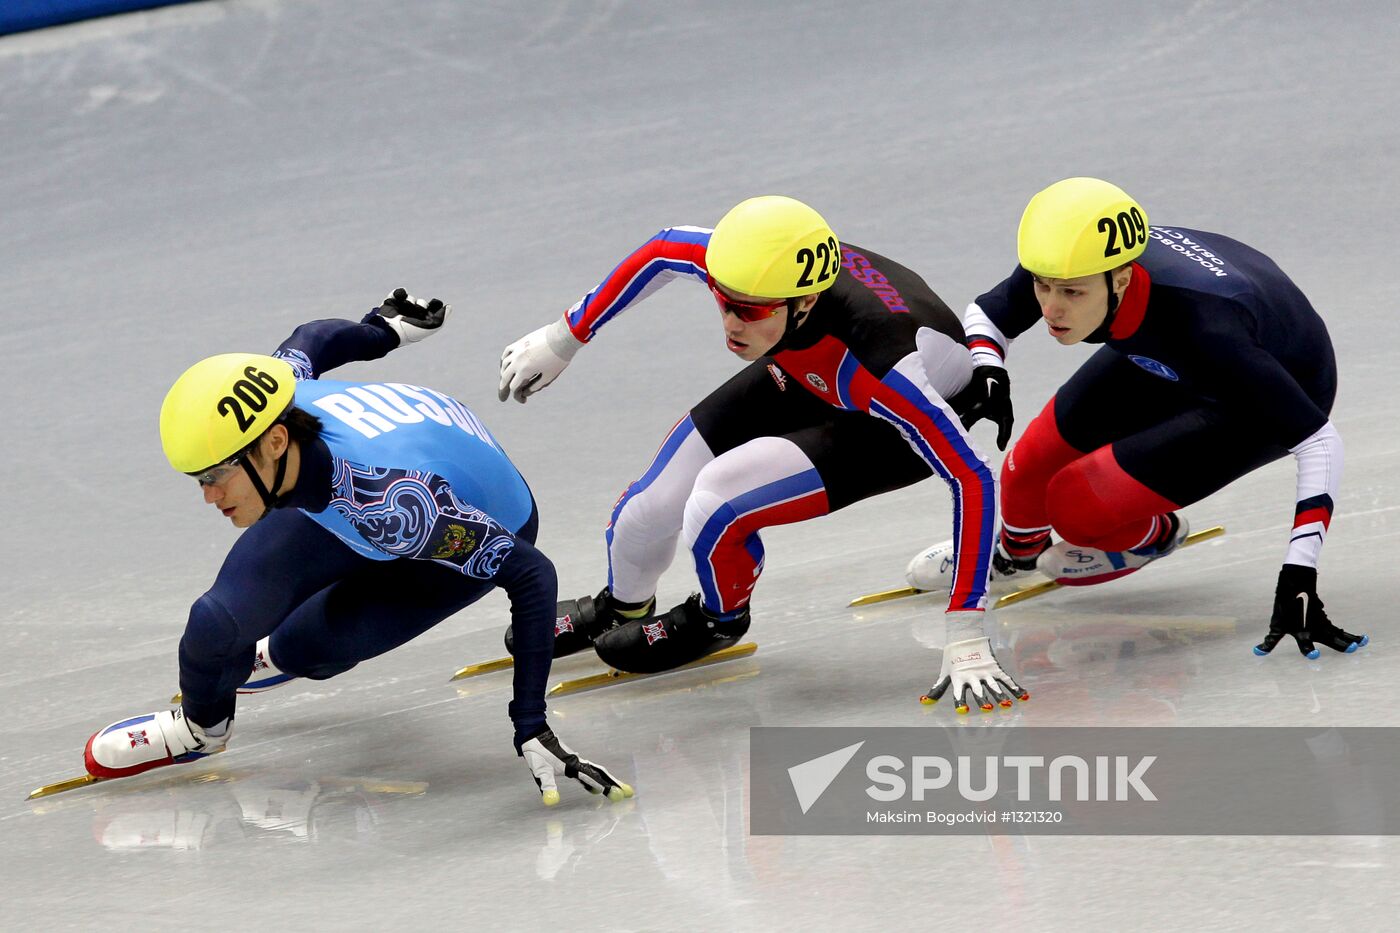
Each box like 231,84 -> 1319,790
707,274 -> 788,322
190,455 -> 245,487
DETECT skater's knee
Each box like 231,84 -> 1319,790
693,437 -> 796,498
610,481 -> 686,545
181,594 -> 243,660
682,486 -> 734,548
1046,459 -> 1120,546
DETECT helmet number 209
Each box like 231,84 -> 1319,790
795,236 -> 841,288
1098,207 -> 1147,259
216,365 -> 281,434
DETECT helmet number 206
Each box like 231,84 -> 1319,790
795,236 -> 841,288
1098,207 -> 1147,259
216,365 -> 281,433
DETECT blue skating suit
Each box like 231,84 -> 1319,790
287,372 -> 534,567
178,314 -> 555,747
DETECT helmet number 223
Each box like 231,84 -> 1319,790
795,236 -> 841,288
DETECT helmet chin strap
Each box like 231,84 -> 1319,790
236,446 -> 289,521
768,297 -> 812,354
1083,270 -> 1121,344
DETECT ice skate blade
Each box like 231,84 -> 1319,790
28,774 -> 103,800
449,656 -> 515,681
547,642 -> 758,697
28,747 -> 229,801
848,586 -> 924,607
850,525 -> 1226,610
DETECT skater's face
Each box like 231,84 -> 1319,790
198,427 -> 291,528
712,283 -> 817,361
1031,266 -> 1132,344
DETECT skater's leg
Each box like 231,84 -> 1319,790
605,415 -> 716,605
276,507 -> 540,678
1046,446 -> 1182,552
179,509 -> 368,729
605,361 -> 830,606
1003,348 -> 1190,556
1049,406 -> 1288,551
999,399 -> 1084,557
272,566 -> 496,678
598,410 -> 930,672
682,436 -> 832,614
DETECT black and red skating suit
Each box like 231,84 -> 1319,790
964,226 -> 1340,567
567,227 -> 996,612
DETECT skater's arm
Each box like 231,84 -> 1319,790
498,226 -> 710,402
563,226 -> 712,343
963,266 -> 1043,367
489,536 -> 556,746
1196,310 -> 1337,566
341,465 -> 553,742
272,290 -> 449,380
846,347 -> 998,615
1284,421 -> 1342,569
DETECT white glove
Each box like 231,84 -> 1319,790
518,726 -> 635,807
921,636 -> 1028,713
377,288 -> 451,345
498,317 -> 584,403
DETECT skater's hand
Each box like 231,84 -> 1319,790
518,726 -> 634,806
956,365 -> 1014,451
1254,564 -> 1368,659
922,636 -> 1029,713
498,317 -> 583,403
376,288 -> 451,344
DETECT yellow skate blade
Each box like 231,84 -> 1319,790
28,744 -> 234,801
993,525 -> 1226,610
449,655 -> 515,681
547,642 -> 758,697
28,774 -> 103,800
1183,525 -> 1226,546
993,579 -> 1060,609
848,586 -> 924,607
171,692 -> 181,703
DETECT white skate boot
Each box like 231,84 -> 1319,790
1036,514 -> 1189,587
84,708 -> 230,780
905,539 -> 1043,593
238,635 -> 295,694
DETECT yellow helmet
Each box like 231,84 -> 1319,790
160,353 -> 296,473
1017,177 -> 1149,279
707,196 -> 841,298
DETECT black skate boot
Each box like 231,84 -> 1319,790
593,594 -> 751,674
504,587 -> 654,659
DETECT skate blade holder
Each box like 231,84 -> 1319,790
849,525 -> 1226,609
547,642 -> 758,697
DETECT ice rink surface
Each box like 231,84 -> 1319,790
3,1 -> 1398,929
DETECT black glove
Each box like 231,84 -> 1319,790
956,365 -> 1014,451
1254,564 -> 1368,659
517,725 -> 634,807
376,288 -> 450,344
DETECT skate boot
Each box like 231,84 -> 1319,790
905,537 -> 1047,592
238,636 -> 296,694
593,594 -> 750,674
504,588 -> 656,659
84,708 -> 231,780
1036,513 -> 1189,587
